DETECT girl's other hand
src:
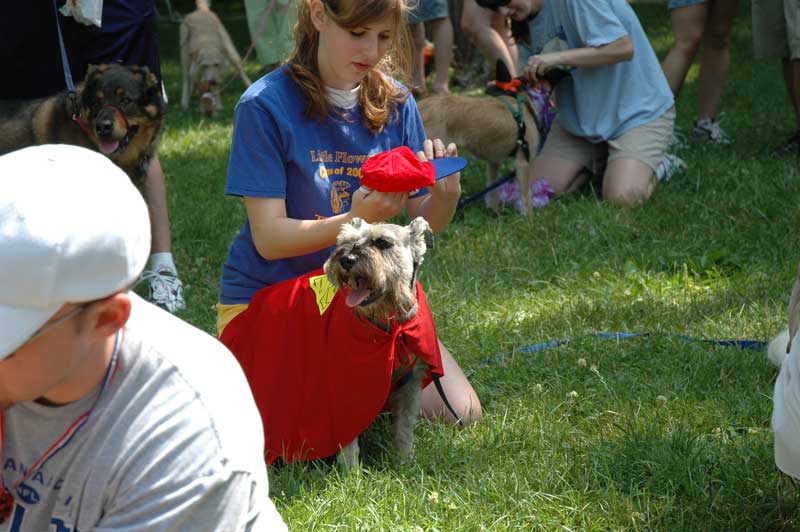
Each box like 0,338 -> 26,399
419,138 -> 461,202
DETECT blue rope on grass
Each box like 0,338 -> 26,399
466,331 -> 768,378
457,170 -> 516,210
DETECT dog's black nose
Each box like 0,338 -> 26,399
339,255 -> 356,271
96,120 -> 114,137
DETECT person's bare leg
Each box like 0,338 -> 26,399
783,58 -> 800,129
602,158 -> 656,207
660,3 -> 709,97
531,155 -> 588,196
461,0 -> 516,76
143,153 -> 171,255
139,153 -> 185,312
489,9 -> 517,76
696,0 -> 738,119
430,17 -> 453,94
420,340 -> 482,424
410,21 -> 427,94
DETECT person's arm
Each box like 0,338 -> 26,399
407,138 -> 461,234
525,35 -> 633,81
246,190 -> 409,260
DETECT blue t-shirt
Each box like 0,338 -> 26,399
531,0 -> 673,141
220,65 -> 427,304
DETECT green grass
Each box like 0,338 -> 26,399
154,2 -> 800,529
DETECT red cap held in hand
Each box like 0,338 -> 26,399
360,146 -> 467,193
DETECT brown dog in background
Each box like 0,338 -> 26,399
180,0 -> 252,116
0,63 -> 165,188
418,62 -> 543,214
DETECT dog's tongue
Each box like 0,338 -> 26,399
99,140 -> 119,154
345,288 -> 371,308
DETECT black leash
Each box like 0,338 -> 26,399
432,374 -> 464,427
52,0 -> 80,118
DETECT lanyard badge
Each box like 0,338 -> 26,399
0,331 -> 121,525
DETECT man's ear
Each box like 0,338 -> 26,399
83,292 -> 132,339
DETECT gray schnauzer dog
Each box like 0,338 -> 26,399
324,216 -> 434,468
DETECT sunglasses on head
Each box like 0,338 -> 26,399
475,0 -> 511,10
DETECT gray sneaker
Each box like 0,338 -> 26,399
655,153 -> 687,183
139,268 -> 186,313
668,127 -> 688,151
691,114 -> 731,145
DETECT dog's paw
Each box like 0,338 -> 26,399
336,438 -> 361,470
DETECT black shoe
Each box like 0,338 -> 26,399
772,131 -> 800,157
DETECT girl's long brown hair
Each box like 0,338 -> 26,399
287,0 -> 413,133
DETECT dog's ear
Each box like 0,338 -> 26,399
407,217 -> 432,263
80,64 -> 104,109
138,65 -> 167,115
336,216 -> 365,245
495,59 -> 512,84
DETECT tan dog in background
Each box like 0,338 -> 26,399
418,61 -> 543,214
419,89 -> 539,214
180,0 -> 252,115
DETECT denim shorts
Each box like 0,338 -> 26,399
667,0 -> 707,10
409,0 -> 449,24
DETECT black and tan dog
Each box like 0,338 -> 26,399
0,63 -> 165,187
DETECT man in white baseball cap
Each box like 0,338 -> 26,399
0,145 -> 287,531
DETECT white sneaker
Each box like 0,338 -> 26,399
691,114 -> 731,145
655,153 -> 687,183
138,269 -> 186,313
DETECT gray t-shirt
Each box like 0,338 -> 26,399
531,0 -> 674,141
1,294 -> 287,532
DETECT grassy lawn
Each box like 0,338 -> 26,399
154,1 -> 800,529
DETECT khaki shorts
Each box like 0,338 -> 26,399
540,107 -> 675,175
752,0 -> 800,60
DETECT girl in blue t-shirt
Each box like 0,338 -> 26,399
218,0 -> 482,424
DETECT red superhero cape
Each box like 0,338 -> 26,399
220,269 -> 443,464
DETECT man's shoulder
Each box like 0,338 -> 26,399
119,294 -> 264,469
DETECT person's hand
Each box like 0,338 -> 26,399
417,138 -> 461,203
524,53 -> 558,83
350,187 -> 408,224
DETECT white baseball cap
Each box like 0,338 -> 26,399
0,144 -> 151,359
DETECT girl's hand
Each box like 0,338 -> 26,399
524,53 -> 558,83
417,138 -> 461,203
350,188 -> 408,223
